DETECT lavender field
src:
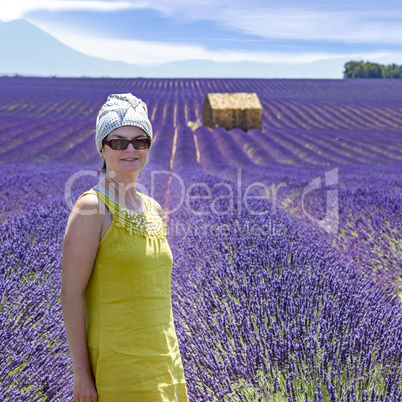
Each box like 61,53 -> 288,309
0,77 -> 401,401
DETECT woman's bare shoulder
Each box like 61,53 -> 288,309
68,193 -> 105,228
74,192 -> 101,209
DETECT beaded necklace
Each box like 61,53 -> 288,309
90,188 -> 166,239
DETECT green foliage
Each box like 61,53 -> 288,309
344,60 -> 402,78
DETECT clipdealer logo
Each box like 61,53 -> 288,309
301,168 -> 339,234
63,167 -> 339,236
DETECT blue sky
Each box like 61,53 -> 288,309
2,0 -> 402,74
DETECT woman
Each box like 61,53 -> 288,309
61,93 -> 189,401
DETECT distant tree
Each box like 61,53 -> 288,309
367,62 -> 383,78
385,64 -> 402,78
343,60 -> 402,78
355,61 -> 368,78
343,61 -> 360,78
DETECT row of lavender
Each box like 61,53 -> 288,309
191,125 -> 402,297
144,126 -> 402,399
1,161 -> 401,400
1,77 -> 401,167
1,77 -> 401,399
2,121 -> 399,300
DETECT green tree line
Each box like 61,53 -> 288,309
343,61 -> 402,78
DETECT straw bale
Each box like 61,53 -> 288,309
202,92 -> 262,131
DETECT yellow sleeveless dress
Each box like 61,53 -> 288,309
70,188 -> 189,401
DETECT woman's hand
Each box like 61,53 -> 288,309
73,370 -> 98,401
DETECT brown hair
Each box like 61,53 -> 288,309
98,159 -> 106,176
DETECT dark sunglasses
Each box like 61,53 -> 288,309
102,137 -> 152,150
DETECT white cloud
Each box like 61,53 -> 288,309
102,1 -> 402,45
215,8 -> 402,44
32,23 -> 391,65
3,0 -> 402,44
1,0 -> 145,20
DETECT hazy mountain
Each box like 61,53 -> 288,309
0,19 -> 344,78
0,19 -> 146,77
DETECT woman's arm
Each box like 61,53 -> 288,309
60,194 -> 103,400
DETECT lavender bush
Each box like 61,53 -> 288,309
0,77 -> 401,400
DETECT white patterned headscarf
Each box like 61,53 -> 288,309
95,93 -> 153,156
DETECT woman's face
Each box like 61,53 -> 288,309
100,126 -> 150,176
